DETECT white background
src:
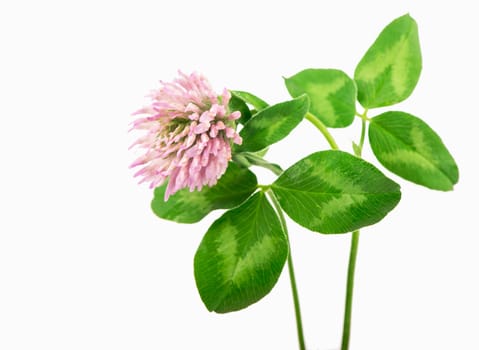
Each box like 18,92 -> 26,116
1,1 -> 478,349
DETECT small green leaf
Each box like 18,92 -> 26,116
285,69 -> 356,128
194,192 -> 288,313
237,95 -> 309,152
151,162 -> 257,223
229,93 -> 252,125
231,90 -> 269,111
369,111 -> 459,191
352,141 -> 361,156
354,14 -> 422,108
272,150 -> 401,233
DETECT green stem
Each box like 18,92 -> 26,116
354,118 -> 367,157
244,153 -> 305,349
342,108 -> 368,349
355,108 -> 370,121
268,190 -> 306,350
305,112 -> 339,150
341,230 -> 360,350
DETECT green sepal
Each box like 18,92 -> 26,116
231,91 -> 269,111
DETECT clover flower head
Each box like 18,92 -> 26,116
129,71 -> 242,200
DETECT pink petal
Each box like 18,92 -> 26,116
193,123 -> 209,134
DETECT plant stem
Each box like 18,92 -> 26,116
354,118 -> 367,157
305,112 -> 339,150
268,191 -> 306,350
245,153 -> 305,350
341,109 -> 368,349
341,230 -> 360,350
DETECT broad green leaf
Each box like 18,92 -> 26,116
285,69 -> 356,128
369,111 -> 459,191
229,93 -> 252,125
231,90 -> 269,111
272,150 -> 401,233
237,95 -> 309,152
151,162 -> 257,223
194,192 -> 288,313
354,14 -> 422,108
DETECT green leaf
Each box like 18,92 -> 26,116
194,192 -> 288,313
354,14 -> 422,108
229,93 -> 252,125
352,141 -> 361,157
369,111 -> 459,191
271,150 -> 401,234
237,95 -> 310,152
151,162 -> 257,223
231,90 -> 269,111
285,69 -> 357,128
